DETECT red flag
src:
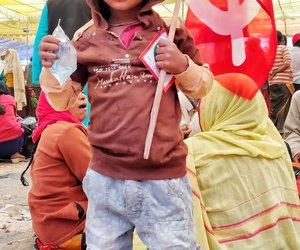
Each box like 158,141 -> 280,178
185,0 -> 277,99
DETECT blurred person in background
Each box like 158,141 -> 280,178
269,30 -> 293,134
280,34 -> 287,46
291,33 -> 300,92
284,89 -> 300,163
0,80 -> 25,163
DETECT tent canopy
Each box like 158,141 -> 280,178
0,0 -> 299,44
0,0 -> 45,43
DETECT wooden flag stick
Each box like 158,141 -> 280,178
143,0 -> 182,159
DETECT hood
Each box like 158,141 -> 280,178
86,0 -> 164,28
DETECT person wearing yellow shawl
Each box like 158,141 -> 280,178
185,73 -> 300,250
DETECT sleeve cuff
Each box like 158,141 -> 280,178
175,56 -> 213,99
40,67 -> 81,111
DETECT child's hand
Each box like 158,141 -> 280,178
180,123 -> 191,139
39,35 -> 60,68
155,39 -> 188,75
293,152 -> 300,163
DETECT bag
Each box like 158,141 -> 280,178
21,116 -> 37,159
286,83 -> 295,95
19,117 -> 38,186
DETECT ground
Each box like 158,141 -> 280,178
0,162 -> 35,250
0,162 -> 147,250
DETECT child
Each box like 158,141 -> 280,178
39,0 -> 213,249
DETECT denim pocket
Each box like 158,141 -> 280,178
166,175 -> 191,201
146,178 -> 187,224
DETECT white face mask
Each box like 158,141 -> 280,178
51,20 -> 77,86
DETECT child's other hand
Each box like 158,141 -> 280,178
155,39 -> 188,75
180,123 -> 191,139
293,152 -> 300,163
39,35 -> 60,68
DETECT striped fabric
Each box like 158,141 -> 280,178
185,75 -> 300,250
186,156 -> 300,250
269,45 -> 293,85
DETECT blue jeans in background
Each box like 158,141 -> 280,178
0,133 -> 24,158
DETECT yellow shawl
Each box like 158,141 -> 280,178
185,74 -> 299,250
187,73 -> 287,167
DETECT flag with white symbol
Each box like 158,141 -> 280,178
185,0 -> 277,99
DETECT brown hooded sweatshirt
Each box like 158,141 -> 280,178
40,0 -> 213,180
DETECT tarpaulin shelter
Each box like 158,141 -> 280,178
0,0 -> 44,43
0,0 -> 43,65
0,37 -> 33,60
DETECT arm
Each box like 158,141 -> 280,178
32,3 -> 48,84
271,64 -> 290,79
175,57 -> 213,99
175,27 -> 213,99
273,64 -> 290,74
40,67 -> 83,110
7,95 -> 18,116
57,125 -> 91,181
0,103 -> 5,115
155,27 -> 213,99
39,35 -> 87,110
188,111 -> 201,136
284,91 -> 300,161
